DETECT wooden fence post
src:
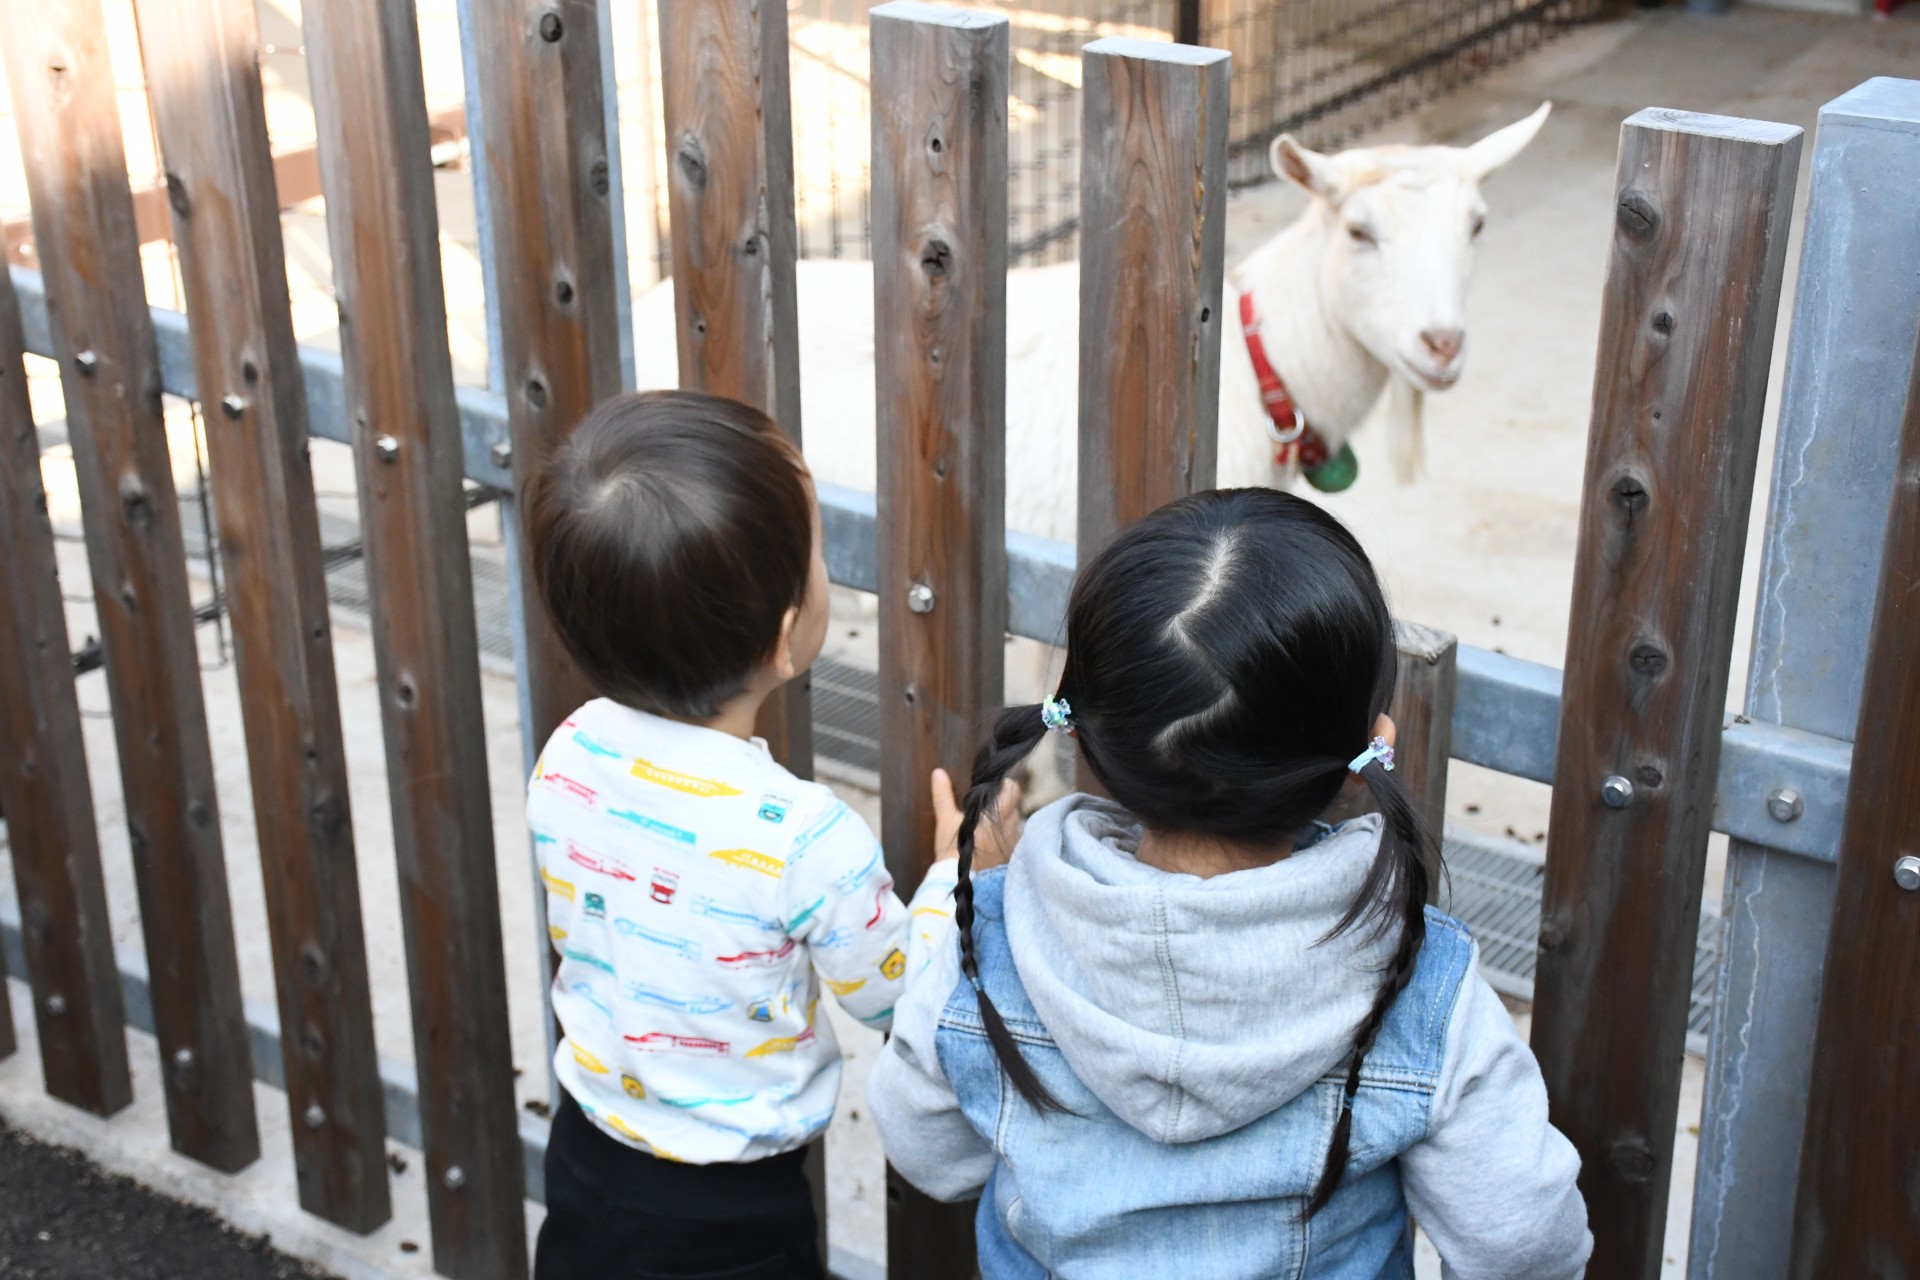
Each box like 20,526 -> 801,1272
1,0 -> 258,1157
656,0 -> 813,777
302,1 -> 528,1274
1531,109 -> 1801,1280
134,0 -> 390,1232
0,232 -> 129,1119
1392,620 -> 1457,873
1786,309 -> 1920,1280
1075,37 -> 1230,563
463,0 -> 619,753
870,7 -> 1008,1276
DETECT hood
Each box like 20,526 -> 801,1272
1003,795 -> 1397,1144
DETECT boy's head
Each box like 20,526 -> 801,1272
528,390 -> 829,720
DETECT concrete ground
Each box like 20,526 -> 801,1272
1,3 -> 1916,1278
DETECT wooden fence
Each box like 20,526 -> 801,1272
0,4 -> 1915,1280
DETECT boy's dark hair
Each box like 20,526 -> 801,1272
527,390 -> 812,719
952,488 -> 1438,1219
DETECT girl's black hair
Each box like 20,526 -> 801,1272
953,488 -> 1436,1217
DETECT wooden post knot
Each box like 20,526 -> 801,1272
165,172 -> 190,219
589,159 -> 610,198
1609,473 -> 1650,521
920,238 -> 953,280
1651,311 -> 1675,337
675,135 -> 708,190
1616,191 -> 1658,241
1608,1138 -> 1658,1184
117,476 -> 153,530
1628,643 -> 1668,677
537,10 -> 563,42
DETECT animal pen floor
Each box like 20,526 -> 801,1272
2,4 -> 1918,1278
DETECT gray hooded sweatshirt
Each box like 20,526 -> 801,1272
869,797 -> 1591,1278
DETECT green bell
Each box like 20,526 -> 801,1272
1304,442 -> 1358,493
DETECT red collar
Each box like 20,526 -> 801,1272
1239,290 -> 1331,471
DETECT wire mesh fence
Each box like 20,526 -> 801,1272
665,0 -> 1607,266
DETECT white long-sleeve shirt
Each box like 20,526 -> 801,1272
529,698 -> 957,1163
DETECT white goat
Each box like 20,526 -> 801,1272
632,103 -> 1549,546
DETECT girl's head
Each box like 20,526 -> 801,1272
954,487 -> 1434,1214
528,390 -> 830,720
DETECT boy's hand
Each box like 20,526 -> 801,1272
931,768 -> 1023,871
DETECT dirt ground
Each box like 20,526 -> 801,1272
0,1119 -> 337,1280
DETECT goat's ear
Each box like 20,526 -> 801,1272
1271,134 -> 1343,201
1459,102 -> 1551,180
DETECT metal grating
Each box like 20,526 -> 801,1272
1444,834 -> 1721,1054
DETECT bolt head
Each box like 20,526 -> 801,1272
303,1103 -> 326,1130
44,994 -> 67,1016
73,349 -> 99,374
171,1047 -> 195,1071
374,434 -> 400,463
1896,856 -> 1920,893
490,440 -> 513,470
906,583 -> 935,615
443,1165 -> 466,1190
1766,787 -> 1804,824
220,393 -> 245,418
1600,775 -> 1634,809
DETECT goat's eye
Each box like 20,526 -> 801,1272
1346,224 -> 1376,246
1470,215 -> 1487,238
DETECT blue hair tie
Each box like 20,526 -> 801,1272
1348,736 -> 1395,774
1041,696 -> 1075,735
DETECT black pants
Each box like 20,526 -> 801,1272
535,1091 -> 827,1280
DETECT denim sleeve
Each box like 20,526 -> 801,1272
1400,956 -> 1592,1280
865,921 -> 995,1202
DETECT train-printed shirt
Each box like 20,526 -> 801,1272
529,698 -> 958,1164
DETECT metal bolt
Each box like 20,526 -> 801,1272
443,1165 -> 466,1190
1766,787 -> 1804,824
221,393 -> 245,418
490,440 -> 513,470
44,994 -> 67,1016
906,583 -> 935,615
374,434 -> 400,463
171,1047 -> 195,1072
1896,856 -> 1920,893
74,349 -> 99,375
1600,775 -> 1634,809
303,1103 -> 326,1130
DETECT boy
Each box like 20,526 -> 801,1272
525,391 -> 977,1278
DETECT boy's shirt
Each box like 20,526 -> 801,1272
529,698 -> 957,1163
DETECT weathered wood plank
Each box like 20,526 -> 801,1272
1531,109 -> 1801,1280
464,0 -> 619,753
656,0 -> 814,776
1391,620 -> 1457,868
870,6 -> 1007,1276
135,0 -> 390,1231
1075,37 -> 1230,563
1785,304 -> 1920,1280
2,0 -> 258,1154
0,201 -> 128,1118
302,1 -> 527,1274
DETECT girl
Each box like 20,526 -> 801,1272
869,489 -> 1589,1279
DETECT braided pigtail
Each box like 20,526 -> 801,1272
954,703 -> 1065,1113
1306,753 -> 1437,1217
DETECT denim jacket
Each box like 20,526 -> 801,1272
869,797 -> 1589,1279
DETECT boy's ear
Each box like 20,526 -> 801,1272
771,604 -> 801,681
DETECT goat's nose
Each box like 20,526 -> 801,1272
1420,327 -> 1465,364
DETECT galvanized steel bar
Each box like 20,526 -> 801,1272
4,267 -> 1859,859
1691,77 -> 1920,1280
